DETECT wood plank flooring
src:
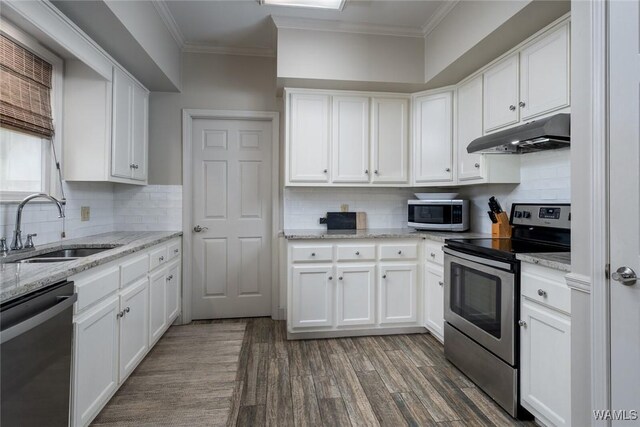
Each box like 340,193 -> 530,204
204,318 -> 535,427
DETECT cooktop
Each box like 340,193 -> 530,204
445,237 -> 570,260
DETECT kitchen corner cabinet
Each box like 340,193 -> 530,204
71,237 -> 182,427
519,263 -> 571,427
285,89 -> 410,187
413,91 -> 454,184
63,61 -> 149,185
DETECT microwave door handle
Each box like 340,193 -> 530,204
443,247 -> 513,271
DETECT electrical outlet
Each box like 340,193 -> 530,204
340,204 -> 349,212
81,206 -> 90,222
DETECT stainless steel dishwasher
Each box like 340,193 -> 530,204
1,281 -> 77,427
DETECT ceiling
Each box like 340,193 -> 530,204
163,0 -> 447,55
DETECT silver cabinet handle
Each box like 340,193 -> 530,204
537,289 -> 547,297
474,163 -> 480,168
338,276 -> 343,281
328,276 -> 333,281
519,101 -> 526,108
509,105 -> 516,111
398,250 -> 402,255
365,170 -> 369,174
445,168 -> 451,172
374,170 -> 379,175
130,163 -> 135,169
125,307 -> 130,313
382,274 -> 387,279
612,266 -> 638,285
117,310 -> 124,318
430,252 -> 436,258
311,252 -> 316,257
323,169 -> 328,173
159,256 -> 164,262
193,225 -> 209,233
355,251 -> 360,255
518,320 -> 527,327
166,275 -> 173,281
438,281 -> 443,287
174,249 -> 179,254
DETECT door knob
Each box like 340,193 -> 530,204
518,320 -> 527,327
612,266 -> 637,285
193,225 -> 209,233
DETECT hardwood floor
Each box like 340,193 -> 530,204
193,318 -> 535,427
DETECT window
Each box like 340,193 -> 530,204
0,20 -> 63,202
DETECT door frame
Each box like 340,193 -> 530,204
181,109 -> 280,324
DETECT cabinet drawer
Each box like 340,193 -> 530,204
120,253 -> 149,288
336,244 -> 375,261
379,243 -> 418,261
521,267 -> 570,314
149,246 -> 168,270
167,240 -> 181,261
75,266 -> 120,313
291,245 -> 333,262
425,241 -> 444,265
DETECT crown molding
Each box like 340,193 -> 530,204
271,15 -> 424,38
152,0 -> 185,48
421,0 -> 459,37
183,42 -> 276,58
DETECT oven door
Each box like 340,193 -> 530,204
444,248 -> 516,365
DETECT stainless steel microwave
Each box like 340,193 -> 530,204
408,200 -> 470,231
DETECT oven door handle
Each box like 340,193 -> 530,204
443,247 -> 513,272
0,293 -> 77,344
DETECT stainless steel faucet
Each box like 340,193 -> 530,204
10,193 -> 65,251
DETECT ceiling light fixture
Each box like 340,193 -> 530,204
260,0 -> 346,11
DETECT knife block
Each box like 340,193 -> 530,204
492,212 -> 512,238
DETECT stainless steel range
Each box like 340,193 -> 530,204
443,203 -> 570,418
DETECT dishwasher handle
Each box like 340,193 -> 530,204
1,293 -> 77,344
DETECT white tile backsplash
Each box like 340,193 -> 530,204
0,184 -> 183,246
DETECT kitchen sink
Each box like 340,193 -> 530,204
11,245 -> 120,264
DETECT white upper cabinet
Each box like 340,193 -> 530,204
332,96 -> 370,183
371,97 -> 409,184
483,54 -> 520,132
456,76 -> 484,182
288,93 -> 331,183
414,91 -> 454,184
131,83 -> 148,181
519,23 -> 570,120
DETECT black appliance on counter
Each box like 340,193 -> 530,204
442,203 -> 570,418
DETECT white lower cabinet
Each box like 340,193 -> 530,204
379,263 -> 418,324
336,264 -> 376,326
424,264 -> 445,341
71,237 -> 182,427
291,265 -> 334,328
519,263 -> 571,427
119,278 -> 149,380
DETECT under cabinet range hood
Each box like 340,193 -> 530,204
467,113 -> 570,154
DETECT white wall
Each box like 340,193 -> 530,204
276,27 -> 424,84
148,52 -> 279,185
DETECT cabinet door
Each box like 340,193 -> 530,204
119,278 -> 149,382
166,262 -> 181,323
379,263 -> 417,324
149,269 -> 167,345
520,300 -> 571,427
73,296 -> 119,427
371,97 -> 409,184
414,92 -> 453,183
332,96 -> 370,183
336,264 -> 376,326
483,54 -> 519,132
291,265 -> 334,328
424,264 -> 445,340
520,23 -> 570,120
131,83 -> 148,181
111,67 -> 133,179
457,76 -> 485,181
288,93 -> 330,183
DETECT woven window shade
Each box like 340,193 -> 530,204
0,34 -> 54,138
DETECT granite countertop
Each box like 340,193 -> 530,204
516,252 -> 571,272
282,228 -> 489,242
0,231 -> 182,304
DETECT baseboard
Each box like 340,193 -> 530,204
287,326 -> 427,340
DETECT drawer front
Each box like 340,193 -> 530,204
75,266 -> 120,313
379,243 -> 418,261
291,245 -> 333,262
336,244 -> 376,261
120,253 -> 150,288
149,246 -> 168,270
425,240 -> 444,265
522,269 -> 570,314
167,240 -> 181,261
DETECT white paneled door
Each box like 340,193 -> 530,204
609,1 -> 640,423
191,118 -> 272,319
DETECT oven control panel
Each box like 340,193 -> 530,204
511,203 -> 571,229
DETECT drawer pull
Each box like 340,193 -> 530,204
159,256 -> 164,262
328,276 -> 333,281
382,274 -> 387,279
398,250 -> 402,255
338,276 -> 343,281
355,251 -> 360,255
311,252 -> 316,257
125,307 -> 130,313
438,281 -> 443,287
117,311 -> 124,319
174,249 -> 179,254
166,275 -> 173,281
430,252 -> 436,257
537,289 -> 548,297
